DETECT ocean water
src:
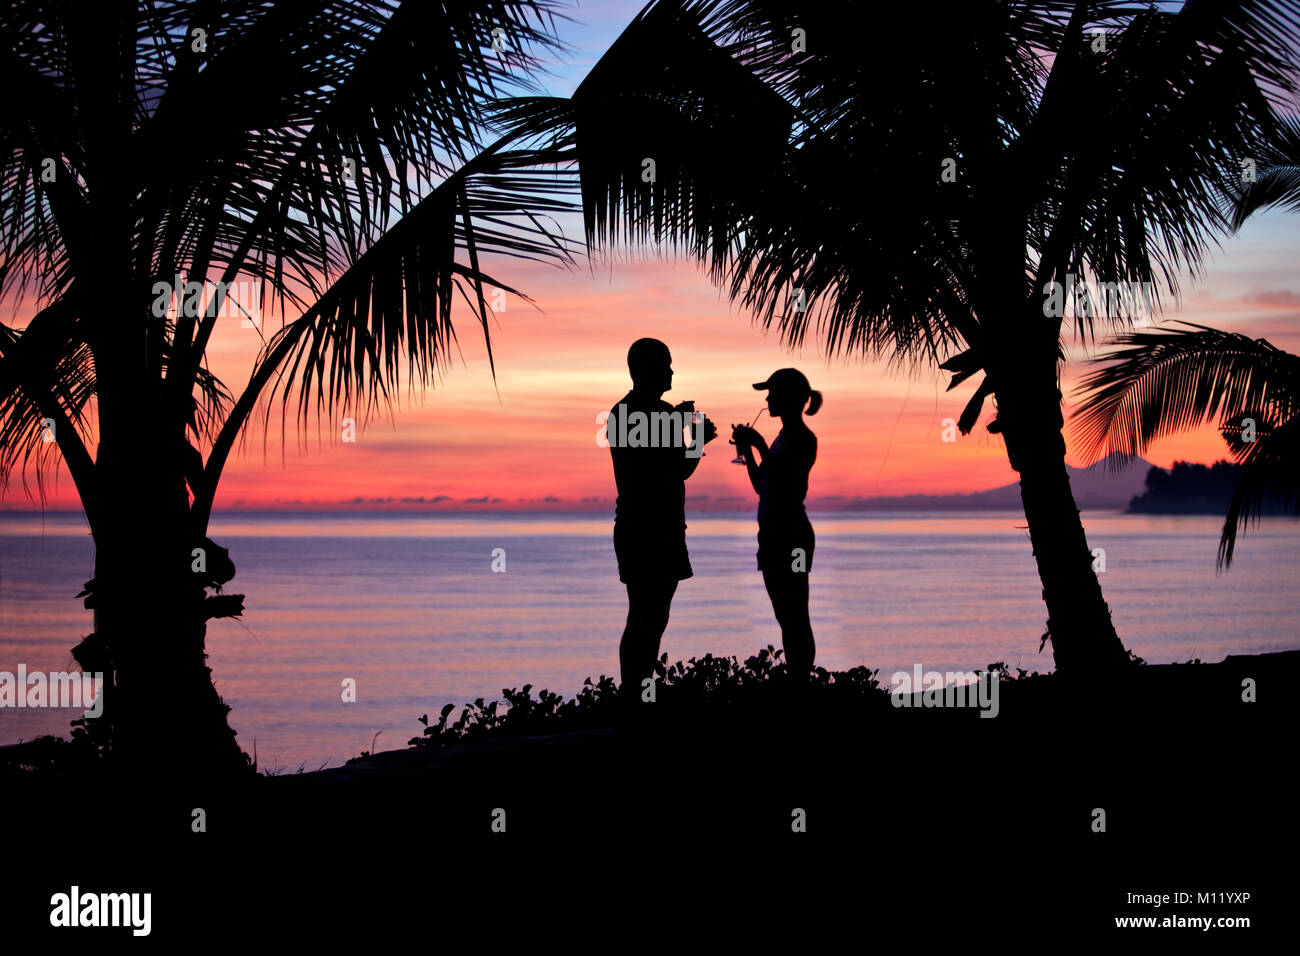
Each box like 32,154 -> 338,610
1,510 -> 1297,770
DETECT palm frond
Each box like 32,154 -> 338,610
0,298 -> 98,506
187,139 -> 579,529
1023,2 -> 1300,344
1221,112 -> 1300,228
265,142 -> 579,434
1221,405 -> 1283,462
0,1 -> 575,356
1218,415 -> 1300,567
1072,322 -> 1300,462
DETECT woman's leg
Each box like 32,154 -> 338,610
762,566 -> 815,679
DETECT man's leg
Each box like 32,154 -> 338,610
620,577 -> 678,707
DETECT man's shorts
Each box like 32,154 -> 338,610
614,522 -> 693,584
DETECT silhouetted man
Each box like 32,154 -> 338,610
607,338 -> 716,713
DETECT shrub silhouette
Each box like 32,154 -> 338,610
405,645 -> 894,753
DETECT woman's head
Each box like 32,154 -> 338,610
752,368 -> 822,418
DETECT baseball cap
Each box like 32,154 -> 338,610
752,368 -> 811,395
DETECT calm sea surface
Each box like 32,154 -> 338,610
1,510 -> 1297,770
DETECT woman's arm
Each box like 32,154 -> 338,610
743,445 -> 762,493
734,425 -> 768,494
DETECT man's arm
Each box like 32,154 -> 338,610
682,450 -> 702,480
680,413 -> 717,480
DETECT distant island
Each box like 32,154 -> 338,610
1127,460 -> 1292,515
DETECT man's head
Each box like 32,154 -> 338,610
627,337 -> 673,394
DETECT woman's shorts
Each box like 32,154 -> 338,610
757,521 -> 815,574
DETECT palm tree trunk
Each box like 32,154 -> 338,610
995,364 -> 1133,674
87,330 -> 248,780
90,497 -> 247,779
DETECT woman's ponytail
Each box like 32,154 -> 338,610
806,389 -> 823,415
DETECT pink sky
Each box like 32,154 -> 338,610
5,210 -> 1298,513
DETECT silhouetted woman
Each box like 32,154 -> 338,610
731,369 -> 821,680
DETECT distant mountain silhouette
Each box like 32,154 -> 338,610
839,452 -> 1155,511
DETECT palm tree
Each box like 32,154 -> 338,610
1075,323 -> 1300,567
490,0 -> 1300,673
1075,110 -> 1300,566
0,1 -> 581,777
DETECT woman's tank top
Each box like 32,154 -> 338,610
757,427 -> 816,527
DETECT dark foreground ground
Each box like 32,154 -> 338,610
4,650 -> 1296,942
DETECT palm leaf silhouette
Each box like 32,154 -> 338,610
1074,322 -> 1300,566
1222,112 -> 1300,228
